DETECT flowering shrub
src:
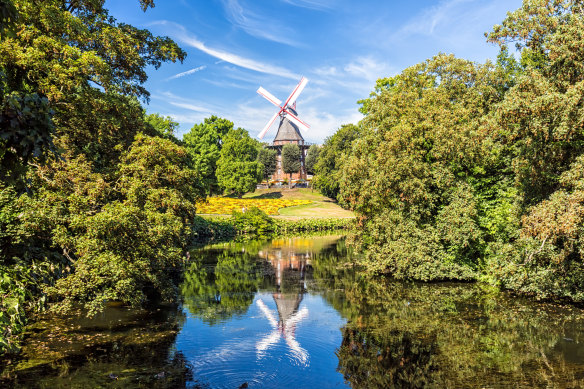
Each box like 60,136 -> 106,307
197,197 -> 312,215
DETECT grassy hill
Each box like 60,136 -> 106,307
199,188 -> 355,219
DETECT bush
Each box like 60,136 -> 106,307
231,207 -> 275,235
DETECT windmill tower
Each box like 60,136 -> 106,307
256,77 -> 312,182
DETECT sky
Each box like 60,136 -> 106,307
104,0 -> 523,143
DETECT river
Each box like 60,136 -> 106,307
2,235 -> 584,388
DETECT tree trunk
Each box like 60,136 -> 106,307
289,173 -> 292,189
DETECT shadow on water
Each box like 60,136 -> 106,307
5,235 -> 584,388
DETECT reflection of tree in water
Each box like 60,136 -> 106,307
299,237 -> 584,387
337,328 -> 437,389
325,271 -> 584,388
0,306 -> 199,388
181,245 -> 265,325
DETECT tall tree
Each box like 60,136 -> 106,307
281,143 -> 301,189
0,0 -> 193,349
215,128 -> 263,197
305,144 -> 320,175
257,147 -> 277,184
313,124 -> 360,201
341,54 -> 504,280
183,116 -> 233,195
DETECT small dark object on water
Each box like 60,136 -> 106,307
239,383 -> 248,389
108,373 -> 118,380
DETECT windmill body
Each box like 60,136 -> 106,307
256,77 -> 314,182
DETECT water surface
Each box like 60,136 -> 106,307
3,235 -> 584,388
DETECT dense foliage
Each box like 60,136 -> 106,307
257,146 -> 277,182
305,144 -> 320,175
324,0 -> 584,302
281,143 -> 301,187
216,128 -> 263,197
183,116 -> 233,195
0,0 -> 195,353
313,124 -> 360,202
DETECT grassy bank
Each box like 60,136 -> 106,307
198,188 -> 355,219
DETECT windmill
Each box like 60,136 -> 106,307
256,77 -> 312,182
256,76 -> 310,140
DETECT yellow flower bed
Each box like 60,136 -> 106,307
197,197 -> 312,215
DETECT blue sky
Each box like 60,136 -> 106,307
105,0 -> 523,143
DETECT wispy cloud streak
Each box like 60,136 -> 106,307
280,0 -> 333,11
167,65 -> 206,80
151,21 -> 299,80
221,0 -> 300,46
395,0 -> 478,37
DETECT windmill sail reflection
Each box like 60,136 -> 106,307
256,240 -> 312,365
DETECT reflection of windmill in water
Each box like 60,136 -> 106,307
255,243 -> 312,365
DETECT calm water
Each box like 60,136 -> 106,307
3,235 -> 584,388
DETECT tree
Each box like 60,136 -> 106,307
48,135 -> 205,315
0,0 -> 192,350
305,144 -> 320,175
312,124 -> 360,201
281,143 -> 301,189
0,91 -> 56,187
145,113 -> 179,139
341,54 -> 504,280
215,128 -> 263,197
183,116 -> 233,195
257,147 -> 277,183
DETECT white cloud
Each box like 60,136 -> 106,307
313,66 -> 339,77
167,65 -> 207,80
151,21 -> 300,80
344,57 -> 392,83
221,0 -> 300,46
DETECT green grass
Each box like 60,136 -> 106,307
243,188 -> 355,219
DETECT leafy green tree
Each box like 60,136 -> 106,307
0,0 -> 185,171
183,116 -> 233,195
357,77 -> 397,115
305,144 -> 320,175
341,54 -> 504,280
257,147 -> 277,183
216,128 -> 263,197
145,113 -> 179,139
0,0 -> 18,36
478,0 -> 584,300
47,134 -> 205,314
0,0 -> 192,352
312,124 -> 359,201
281,143 -> 301,188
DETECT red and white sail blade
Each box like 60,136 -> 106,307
257,86 -> 282,107
284,76 -> 308,108
257,110 -> 280,139
285,109 -> 310,131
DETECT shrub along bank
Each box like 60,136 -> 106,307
192,208 -> 354,241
